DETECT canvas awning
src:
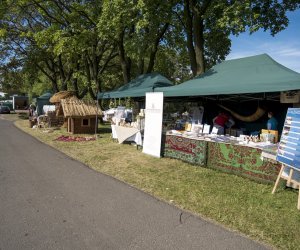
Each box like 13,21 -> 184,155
154,54 -> 300,97
37,92 -> 52,100
98,73 -> 173,99
36,92 -> 52,115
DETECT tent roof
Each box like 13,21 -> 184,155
61,97 -> 102,118
98,73 -> 173,99
155,54 -> 300,97
37,92 -> 52,100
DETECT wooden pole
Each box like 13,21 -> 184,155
95,99 -> 99,140
272,164 -> 300,210
298,188 -> 300,210
272,165 -> 285,194
95,103 -> 98,139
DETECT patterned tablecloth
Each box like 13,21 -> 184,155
207,142 -> 281,183
163,134 -> 281,183
163,134 -> 207,166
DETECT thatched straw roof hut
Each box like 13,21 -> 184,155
49,91 -> 76,103
61,98 -> 102,134
61,98 -> 102,118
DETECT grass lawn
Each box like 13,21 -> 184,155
5,114 -> 300,250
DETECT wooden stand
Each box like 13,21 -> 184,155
272,164 -> 300,210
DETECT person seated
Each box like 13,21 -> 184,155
267,111 -> 278,130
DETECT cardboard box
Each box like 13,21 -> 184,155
225,128 -> 237,137
261,129 -> 278,143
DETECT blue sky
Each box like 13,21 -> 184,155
226,9 -> 300,73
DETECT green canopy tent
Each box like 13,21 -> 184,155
36,92 -> 53,115
98,73 -> 173,99
155,54 -> 300,100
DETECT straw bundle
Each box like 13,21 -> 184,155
49,91 -> 76,103
61,98 -> 102,118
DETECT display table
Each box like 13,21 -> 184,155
206,142 -> 281,183
164,134 -> 207,166
163,133 -> 281,184
111,125 -> 143,146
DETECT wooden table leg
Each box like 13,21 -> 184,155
298,185 -> 300,210
272,165 -> 285,194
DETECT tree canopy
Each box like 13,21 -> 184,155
0,0 -> 299,99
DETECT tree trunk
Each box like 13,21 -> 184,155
78,87 -> 89,99
184,0 -> 197,76
83,52 -> 97,100
146,23 -> 169,74
138,56 -> 144,75
118,30 -> 131,83
40,60 -> 59,92
88,86 -> 96,100
193,12 -> 205,75
58,54 -> 68,90
48,75 -> 59,93
72,61 -> 80,97
84,53 -> 92,89
91,44 -> 99,85
184,0 -> 212,76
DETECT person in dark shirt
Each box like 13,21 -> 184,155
267,111 -> 278,130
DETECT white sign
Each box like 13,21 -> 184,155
211,127 -> 219,134
143,92 -> 164,158
280,91 -> 300,103
203,124 -> 210,134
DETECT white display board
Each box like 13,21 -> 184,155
272,108 -> 300,209
277,108 -> 300,169
143,92 -> 164,158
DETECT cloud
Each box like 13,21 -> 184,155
277,49 -> 300,57
259,42 -> 300,57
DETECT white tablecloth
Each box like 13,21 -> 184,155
111,125 -> 143,146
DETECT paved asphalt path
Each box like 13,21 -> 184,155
0,117 -> 270,250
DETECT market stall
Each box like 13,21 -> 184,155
36,92 -> 53,116
97,54 -> 300,183
98,73 -> 172,146
163,131 -> 281,183
156,54 -> 300,183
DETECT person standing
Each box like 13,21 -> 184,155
213,111 -> 234,135
267,111 -> 278,130
29,104 -> 36,117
